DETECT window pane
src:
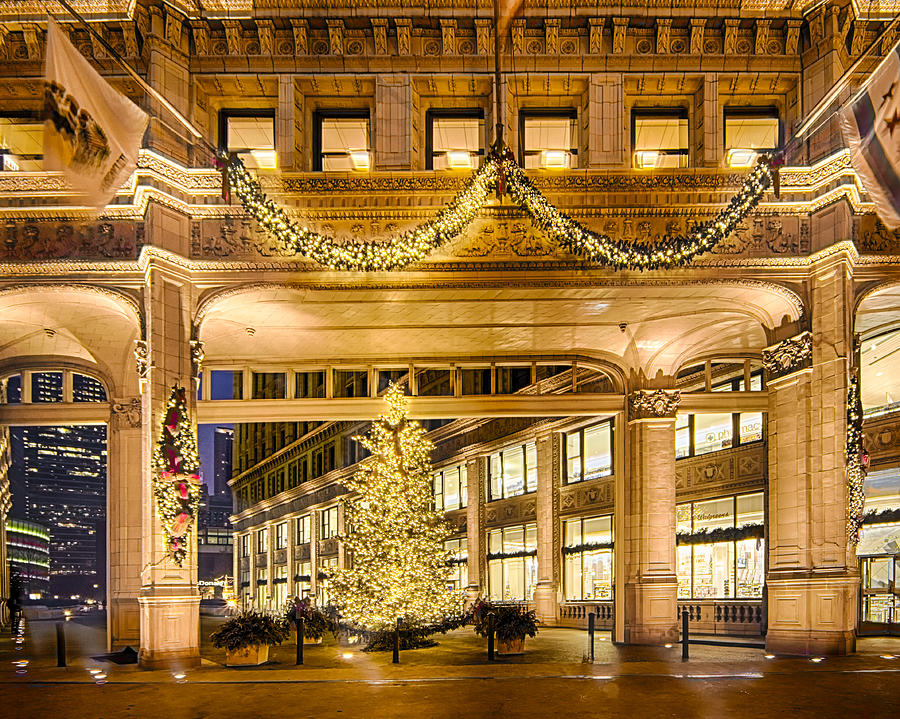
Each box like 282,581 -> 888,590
488,528 -> 502,554
31,371 -> 63,402
3,374 -> 22,403
584,423 -> 612,480
525,442 -> 538,493
433,473 -> 443,511
296,371 -> 326,398
693,497 -> 735,531
252,372 -> 285,399
525,556 -> 538,600
460,368 -> 491,395
633,114 -> 688,168
0,119 -> 43,171
72,374 -> 107,402
503,525 -> 525,553
564,518 -> 582,546
693,413 -> 733,455
583,516 -> 611,544
739,412 -> 763,444
725,114 -> 778,150
692,542 -> 734,598
488,560 -> 503,600
524,523 -> 537,551
496,366 -> 531,394
736,537 -> 764,598
321,117 -> 369,171
489,453 -> 503,500
523,115 -> 577,169
736,493 -> 764,527
676,503 -> 692,533
564,553 -> 582,600
503,447 -> 525,497
460,465 -> 468,507
566,431 -> 582,483
432,116 -> 483,170
416,368 -> 452,396
226,116 -> 276,169
211,370 -> 242,400
677,546 -> 692,598
333,369 -> 368,398
444,467 -> 460,510
583,550 -> 612,600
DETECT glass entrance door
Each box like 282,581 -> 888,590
859,555 -> 900,635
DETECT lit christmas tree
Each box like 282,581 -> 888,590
331,383 -> 463,633
151,385 -> 202,566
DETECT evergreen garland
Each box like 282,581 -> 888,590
486,549 -> 538,561
561,541 -> 614,555
676,523 -> 764,546
862,507 -> 900,525
151,385 -> 201,566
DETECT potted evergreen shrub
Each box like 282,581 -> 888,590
283,597 -> 331,645
472,601 -> 539,655
210,609 -> 289,666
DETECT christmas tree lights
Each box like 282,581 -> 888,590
151,385 -> 202,566
846,372 -> 867,545
224,146 -> 773,272
330,383 -> 463,632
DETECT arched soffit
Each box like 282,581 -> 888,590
855,280 -> 900,339
0,284 -> 142,396
195,280 -> 802,379
0,359 -> 114,400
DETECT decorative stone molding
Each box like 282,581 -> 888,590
656,18 -> 671,54
23,23 -> 41,60
395,18 -> 411,56
628,389 -> 681,421
588,18 -> 604,54
257,19 -> 274,56
326,19 -> 344,56
612,17 -> 627,54
785,19 -> 802,55
724,19 -> 740,54
0,26 -> 8,61
675,443 -> 765,499
223,20 -> 242,55
484,494 -> 537,527
121,22 -> 138,57
89,26 -> 107,59
371,18 -> 388,55
545,18 -> 560,55
763,331 -> 812,379
134,340 -> 150,383
560,477 -> 613,516
190,340 -> 205,382
755,20 -> 770,55
474,19 -> 491,56
511,18 -> 525,54
290,19 -> 308,55
190,21 -> 209,55
440,19 -> 456,55
863,413 -> 900,467
165,10 -> 182,49
111,397 -> 142,429
690,18 -> 705,55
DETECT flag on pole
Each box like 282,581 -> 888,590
43,18 -> 148,208
497,0 -> 524,41
840,41 -> 900,229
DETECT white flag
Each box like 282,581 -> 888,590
840,42 -> 900,229
43,18 -> 148,208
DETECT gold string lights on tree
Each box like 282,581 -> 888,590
151,385 -> 202,566
846,372 -> 868,545
329,383 -> 463,633
224,146 -> 773,272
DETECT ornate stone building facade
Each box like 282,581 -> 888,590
1,0 -> 900,666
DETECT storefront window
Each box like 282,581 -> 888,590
858,468 -> 900,557
564,421 -> 613,484
676,492 -> 765,599
255,568 -> 268,607
677,410 -> 764,458
272,565 -> 288,609
487,523 -> 538,601
675,415 -> 690,459
488,443 -> 537,500
294,561 -> 312,599
445,537 -> 468,590
694,413 -> 733,455
317,556 -> 338,606
433,464 -> 468,511
563,515 -> 613,600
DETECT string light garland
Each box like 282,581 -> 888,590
151,385 -> 202,566
846,372 -> 867,545
224,146 -> 773,272
330,383 -> 463,632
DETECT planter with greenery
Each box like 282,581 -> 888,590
472,601 -> 539,655
282,597 -> 332,644
210,610 -> 289,666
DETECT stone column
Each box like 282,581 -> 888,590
286,517 -> 295,601
309,509 -> 319,603
374,75 -> 411,171
533,430 -> 559,623
464,455 -> 483,605
247,537 -> 256,609
764,254 -> 858,655
266,520 -> 275,611
107,400 -> 144,648
621,390 -> 680,645
138,255 -> 200,669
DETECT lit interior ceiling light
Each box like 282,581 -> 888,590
249,149 -> 277,169
350,151 -> 371,171
446,150 -> 473,169
540,150 -> 568,169
726,148 -> 758,169
634,150 -> 659,169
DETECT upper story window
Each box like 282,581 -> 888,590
488,442 -> 537,501
632,109 -> 689,169
256,527 -> 269,554
426,109 -> 485,170
520,109 -> 578,169
314,110 -> 370,171
240,533 -> 250,558
676,410 -> 764,459
433,463 -> 468,511
564,420 -> 613,484
724,107 -> 779,168
320,506 -> 338,540
219,110 -> 276,169
274,522 -> 287,550
0,114 -> 43,171
296,515 -> 311,545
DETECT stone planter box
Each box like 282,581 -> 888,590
288,629 -> 324,645
496,637 -> 526,655
225,644 -> 269,666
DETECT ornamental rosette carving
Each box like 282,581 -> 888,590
628,389 -> 681,420
762,331 -> 812,378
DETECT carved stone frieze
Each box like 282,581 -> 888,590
545,18 -> 560,55
257,20 -> 274,56
712,216 -> 810,257
371,18 -> 388,55
762,331 -> 812,379
724,19 -> 740,54
110,397 -> 142,429
690,18 -> 705,54
326,19 -> 344,55
0,221 -> 141,261
612,17 -> 627,53
121,22 -> 138,57
451,219 -> 562,259
589,18 -> 604,54
273,548 -> 287,565
855,215 -> 900,254
674,443 -> 765,499
754,19 -> 770,55
296,543 -> 311,561
512,18 -> 525,54
319,537 -> 339,555
559,478 -> 613,516
290,18 -> 308,55
474,19 -> 491,55
440,19 -> 456,55
22,23 -> 41,60
165,10 -> 182,49
864,413 -> 900,468
395,18 -> 411,56
628,389 -> 681,421
785,19 -> 802,55
484,494 -> 536,528
223,21 -> 242,55
656,18 -> 671,54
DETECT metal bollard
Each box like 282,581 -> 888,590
487,612 -> 495,662
681,610 -> 689,662
295,616 -> 304,665
588,612 -> 595,663
56,621 -> 67,667
392,618 -> 400,664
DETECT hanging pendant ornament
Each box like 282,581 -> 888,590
151,385 -> 202,566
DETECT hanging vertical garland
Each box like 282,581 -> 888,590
152,385 -> 202,566
846,372 -> 868,545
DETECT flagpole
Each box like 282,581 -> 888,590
793,12 -> 900,140
52,0 -> 207,145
